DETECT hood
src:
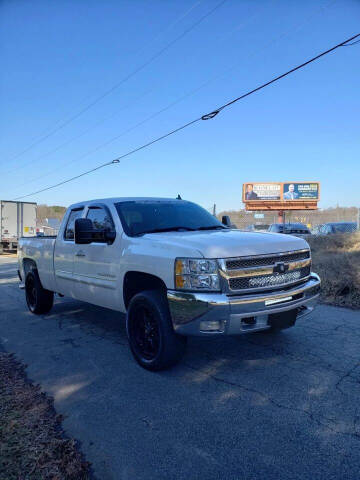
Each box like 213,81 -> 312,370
142,229 -> 309,259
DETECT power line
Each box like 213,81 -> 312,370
14,32 -> 360,201
6,0 -> 226,163
9,0 -> 335,190
14,118 -> 200,199
2,89 -> 154,177
202,31 -> 360,119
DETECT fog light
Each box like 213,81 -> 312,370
199,320 -> 222,332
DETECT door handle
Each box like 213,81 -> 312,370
75,251 -> 86,257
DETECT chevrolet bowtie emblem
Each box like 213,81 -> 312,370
273,262 -> 289,274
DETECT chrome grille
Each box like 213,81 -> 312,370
226,250 -> 310,270
228,266 -> 311,290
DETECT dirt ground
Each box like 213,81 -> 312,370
308,232 -> 360,308
0,352 -> 91,480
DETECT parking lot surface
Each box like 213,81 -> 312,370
1,256 -> 359,480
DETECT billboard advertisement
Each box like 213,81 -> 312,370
243,183 -> 281,201
243,182 -> 320,203
282,182 -> 319,201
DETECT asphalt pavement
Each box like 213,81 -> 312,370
0,255 -> 359,480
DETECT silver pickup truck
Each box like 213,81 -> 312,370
18,197 -> 321,371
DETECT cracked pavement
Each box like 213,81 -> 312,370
0,256 -> 359,479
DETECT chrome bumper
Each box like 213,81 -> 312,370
167,273 -> 321,336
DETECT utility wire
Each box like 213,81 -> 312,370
9,0 -> 335,190
6,0 -> 226,163
3,89 -> 154,177
14,118 -> 200,199
202,31 -> 360,119
15,32 -> 360,200
9,1 -> 271,188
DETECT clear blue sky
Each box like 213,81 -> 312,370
1,0 -> 359,211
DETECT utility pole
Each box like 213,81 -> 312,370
212,204 -> 217,217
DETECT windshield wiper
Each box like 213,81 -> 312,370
197,225 -> 227,231
134,226 -> 196,236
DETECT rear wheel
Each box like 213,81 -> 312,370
126,290 -> 186,371
25,270 -> 54,314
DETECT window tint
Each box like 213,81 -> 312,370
86,207 -> 114,231
64,208 -> 83,240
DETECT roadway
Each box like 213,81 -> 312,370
0,255 -> 359,480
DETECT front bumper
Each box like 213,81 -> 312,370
167,273 -> 320,336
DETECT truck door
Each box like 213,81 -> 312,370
54,207 -> 84,297
73,205 -> 120,310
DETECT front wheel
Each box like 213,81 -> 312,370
25,270 -> 54,314
126,290 -> 186,371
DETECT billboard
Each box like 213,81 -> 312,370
283,182 -> 319,201
243,182 -> 320,203
243,183 -> 281,202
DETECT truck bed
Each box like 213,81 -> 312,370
18,236 -> 57,292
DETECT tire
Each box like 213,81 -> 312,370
126,290 -> 187,371
25,270 -> 54,314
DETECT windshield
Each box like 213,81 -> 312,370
115,200 -> 225,236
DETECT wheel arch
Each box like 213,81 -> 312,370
23,258 -> 37,277
123,271 -> 167,309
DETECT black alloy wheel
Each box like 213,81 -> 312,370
25,273 -> 37,311
25,270 -> 54,314
130,304 -> 161,361
126,290 -> 186,371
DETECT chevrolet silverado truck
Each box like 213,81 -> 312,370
18,197 -> 321,371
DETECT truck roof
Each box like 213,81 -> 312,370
69,197 -> 186,209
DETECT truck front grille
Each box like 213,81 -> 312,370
228,266 -> 311,290
221,249 -> 311,292
225,249 -> 310,270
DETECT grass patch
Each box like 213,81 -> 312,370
0,353 -> 91,479
307,232 -> 360,309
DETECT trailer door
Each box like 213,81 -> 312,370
22,203 -> 37,237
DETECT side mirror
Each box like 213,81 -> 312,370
104,230 -> 116,243
222,215 -> 231,227
74,218 -> 94,244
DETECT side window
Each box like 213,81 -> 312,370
64,208 -> 83,240
87,207 -> 114,230
86,207 -> 115,244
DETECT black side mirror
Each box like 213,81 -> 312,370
222,215 -> 231,227
104,230 -> 116,243
74,218 -> 94,244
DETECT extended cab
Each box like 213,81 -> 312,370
18,198 -> 321,370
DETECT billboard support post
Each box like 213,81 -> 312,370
278,210 -> 286,225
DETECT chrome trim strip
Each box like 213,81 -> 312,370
220,258 -> 311,279
223,248 -> 310,264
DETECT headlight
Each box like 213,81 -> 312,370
175,258 -> 220,291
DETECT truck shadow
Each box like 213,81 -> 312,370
47,296 -> 295,365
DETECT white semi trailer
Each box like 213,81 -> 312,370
0,200 -> 37,251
